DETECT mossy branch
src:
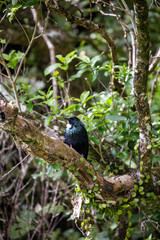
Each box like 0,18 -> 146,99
133,0 -> 152,174
0,99 -> 133,202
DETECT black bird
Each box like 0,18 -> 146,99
64,116 -> 89,159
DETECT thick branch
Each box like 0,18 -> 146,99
133,0 -> 152,173
0,99 -> 133,201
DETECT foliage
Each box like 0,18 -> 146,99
4,50 -> 158,239
0,0 -> 160,240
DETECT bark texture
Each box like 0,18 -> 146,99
133,0 -> 152,173
0,99 -> 133,201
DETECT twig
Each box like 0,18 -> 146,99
0,10 -> 7,24
13,23 -> 37,84
31,7 -> 58,104
109,4 -> 133,70
142,210 -> 160,234
0,48 -> 21,111
120,0 -> 136,34
0,154 -> 30,180
0,83 -> 14,102
149,67 -> 160,107
119,0 -> 136,70
149,48 -> 160,73
0,11 -> 38,111
75,221 -> 86,237
100,0 -> 126,12
0,71 -> 9,79
130,29 -> 136,71
15,16 -> 30,44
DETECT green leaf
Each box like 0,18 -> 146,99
74,171 -> 79,176
57,77 -> 64,88
38,90 -> 46,96
51,163 -> 61,170
139,186 -> 144,192
106,115 -> 127,121
2,53 -> 9,61
29,95 -> 45,101
69,166 -> 75,170
78,55 -> 90,63
0,38 -> 6,44
27,102 -> 33,112
44,98 -> 55,107
87,169 -> 94,176
90,53 -> 103,67
2,50 -> 24,69
7,5 -> 22,22
123,198 -> 129,202
89,71 -> 97,82
44,115 -> 53,126
126,232 -> 131,238
51,171 -> 63,180
46,165 -> 53,175
139,180 -> 143,185
65,50 -> 77,64
47,89 -> 54,98
44,63 -> 62,76
63,104 -> 79,112
2,52 -> 12,61
10,224 -> 20,239
152,156 -> 160,164
134,184 -> 138,192
93,186 -> 99,191
20,209 -> 36,221
132,192 -> 136,197
32,172 -> 45,179
80,91 -> 90,104
84,95 -> 94,104
69,69 -> 89,81
93,175 -> 97,181
65,50 -> 76,59
119,165 -> 124,170
117,209 -> 122,215
60,64 -> 68,70
89,135 -> 101,144
56,55 -> 64,63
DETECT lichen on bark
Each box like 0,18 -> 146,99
0,100 -> 133,202
133,0 -> 152,173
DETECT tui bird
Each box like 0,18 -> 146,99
64,116 -> 89,159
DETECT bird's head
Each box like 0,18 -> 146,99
65,116 -> 83,129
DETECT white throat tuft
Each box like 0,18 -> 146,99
66,123 -> 72,130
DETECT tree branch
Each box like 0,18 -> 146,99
31,7 -> 58,104
0,99 -> 133,201
149,47 -> 160,73
0,48 -> 21,111
45,0 -> 128,98
133,0 -> 152,173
